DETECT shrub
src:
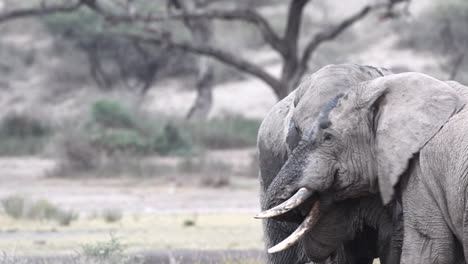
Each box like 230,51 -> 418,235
89,100 -> 192,156
152,123 -> 192,156
26,199 -> 78,226
95,128 -> 149,154
102,208 -> 123,223
79,233 -> 144,264
0,113 -> 50,138
187,116 -> 261,149
55,210 -> 79,226
58,131 -> 100,172
2,196 -> 78,225
26,199 -> 59,220
0,113 -> 52,156
1,195 -> 25,219
81,234 -> 125,260
91,99 -> 137,130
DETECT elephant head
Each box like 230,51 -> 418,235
257,64 -> 401,263
258,72 -> 465,255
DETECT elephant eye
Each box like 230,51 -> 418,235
323,132 -> 333,142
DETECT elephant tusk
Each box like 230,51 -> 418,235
255,187 -> 313,219
267,201 -> 320,254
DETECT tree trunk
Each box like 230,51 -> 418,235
187,56 -> 214,120
169,0 -> 215,120
449,53 -> 465,80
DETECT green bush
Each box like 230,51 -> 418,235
152,123 -> 192,155
0,113 -> 50,138
55,210 -> 79,226
2,196 -> 78,225
89,100 -> 192,156
26,199 -> 59,220
187,117 -> 261,149
102,209 -> 123,223
91,99 -> 137,130
1,195 -> 25,219
80,234 -> 127,261
0,113 -> 51,156
95,129 -> 149,154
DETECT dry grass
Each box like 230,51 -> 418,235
0,213 -> 263,255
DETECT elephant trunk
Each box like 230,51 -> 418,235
257,141 -> 331,253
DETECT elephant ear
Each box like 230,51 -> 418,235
358,73 -> 465,204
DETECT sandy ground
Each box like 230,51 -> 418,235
0,150 -> 265,260
0,150 -> 260,216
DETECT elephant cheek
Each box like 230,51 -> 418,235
300,157 -> 336,192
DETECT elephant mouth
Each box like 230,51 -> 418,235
255,187 -> 321,253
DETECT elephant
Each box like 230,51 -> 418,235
258,70 -> 468,263
257,64 -> 402,264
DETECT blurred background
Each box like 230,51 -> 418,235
0,0 -> 466,263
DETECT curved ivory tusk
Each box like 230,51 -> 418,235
267,201 -> 320,254
255,187 -> 313,219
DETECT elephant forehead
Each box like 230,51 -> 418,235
292,64 -> 386,133
293,78 -> 349,132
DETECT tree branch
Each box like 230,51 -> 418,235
119,31 -> 282,93
298,5 -> 372,76
83,2 -> 286,56
0,1 -> 84,23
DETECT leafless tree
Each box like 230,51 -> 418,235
0,0 -> 407,119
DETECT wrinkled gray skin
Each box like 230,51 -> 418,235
258,64 -> 402,264
264,70 -> 468,263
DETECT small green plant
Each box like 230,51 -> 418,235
1,195 -> 25,219
102,208 -> 123,223
79,233 -> 145,264
80,233 -> 125,261
183,219 -> 196,227
182,214 -> 198,227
